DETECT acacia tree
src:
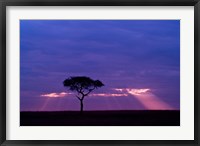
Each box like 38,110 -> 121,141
63,76 -> 104,113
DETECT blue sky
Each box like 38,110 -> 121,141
20,20 -> 180,111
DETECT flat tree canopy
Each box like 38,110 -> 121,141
63,76 -> 104,94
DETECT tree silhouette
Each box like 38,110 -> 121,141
63,76 -> 104,113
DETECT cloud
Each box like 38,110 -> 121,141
41,92 -> 71,98
115,88 -> 150,95
40,91 -> 128,98
91,93 -> 128,97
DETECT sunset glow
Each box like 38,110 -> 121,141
40,87 -> 174,110
115,88 -> 173,110
41,92 -> 71,98
41,92 -> 128,98
91,93 -> 128,97
131,92 -> 173,110
115,88 -> 150,95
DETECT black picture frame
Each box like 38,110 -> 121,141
0,0 -> 199,145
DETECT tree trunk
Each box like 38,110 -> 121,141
80,99 -> 83,114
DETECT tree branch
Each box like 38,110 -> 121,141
85,86 -> 95,96
76,95 -> 81,100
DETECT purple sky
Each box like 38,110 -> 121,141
20,20 -> 180,111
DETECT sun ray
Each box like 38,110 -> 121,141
40,98 -> 50,111
115,88 -> 173,110
104,98 -> 112,110
130,92 -> 173,110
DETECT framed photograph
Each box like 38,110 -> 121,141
0,0 -> 199,145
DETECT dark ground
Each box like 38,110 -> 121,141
20,110 -> 180,126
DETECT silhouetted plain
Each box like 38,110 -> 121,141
20,110 -> 180,126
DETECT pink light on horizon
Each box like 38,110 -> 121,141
115,88 -> 150,95
129,92 -> 174,110
40,92 -> 128,98
39,88 -> 174,110
40,92 -> 71,98
90,93 -> 128,97
126,88 -> 150,95
115,88 -> 173,110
